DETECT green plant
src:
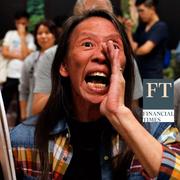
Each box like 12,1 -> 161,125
27,0 -> 45,32
121,0 -> 130,18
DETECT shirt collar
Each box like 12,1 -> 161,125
23,115 -> 68,135
50,117 -> 68,135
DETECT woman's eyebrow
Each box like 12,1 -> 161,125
104,34 -> 122,40
78,31 -> 121,39
74,32 -> 122,45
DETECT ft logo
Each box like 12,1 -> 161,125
143,79 -> 174,122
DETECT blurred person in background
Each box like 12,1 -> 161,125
126,0 -> 168,79
19,20 -> 59,120
32,0 -> 143,115
174,40 -> 180,79
0,44 -> 8,87
1,10 -> 36,123
73,0 -> 113,15
53,14 -> 69,34
174,78 -> 180,130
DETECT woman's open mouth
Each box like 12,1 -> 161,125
85,72 -> 110,91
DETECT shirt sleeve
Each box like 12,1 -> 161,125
33,46 -> 57,94
147,126 -> 180,179
3,31 -> 12,47
148,22 -> 168,45
132,60 -> 143,100
158,144 -> 180,179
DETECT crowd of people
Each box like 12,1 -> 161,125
0,0 -> 180,179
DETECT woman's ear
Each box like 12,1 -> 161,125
59,63 -> 69,77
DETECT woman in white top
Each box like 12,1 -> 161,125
19,20 -> 59,120
1,10 -> 36,124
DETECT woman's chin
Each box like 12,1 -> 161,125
86,95 -> 105,104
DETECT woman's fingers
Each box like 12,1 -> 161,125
103,40 -> 125,107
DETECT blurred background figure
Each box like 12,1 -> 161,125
0,45 -> 8,88
174,78 -> 180,130
126,0 -> 168,79
174,40 -> 180,79
1,10 -> 36,125
19,20 -> 59,120
73,0 -> 113,15
53,14 -> 71,34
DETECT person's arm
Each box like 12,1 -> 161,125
2,31 -> 21,59
20,36 -> 33,59
129,22 -> 168,57
32,93 -> 49,115
124,19 -> 156,55
18,24 -> 33,59
19,55 -> 32,119
100,40 -> 179,178
108,109 -> 162,177
2,29 -> 34,60
32,46 -> 56,115
123,18 -> 138,51
135,40 -> 155,55
2,46 -> 22,60
19,100 -> 27,120
126,28 -> 155,55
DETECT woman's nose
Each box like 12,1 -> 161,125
41,33 -> 47,38
92,46 -> 107,64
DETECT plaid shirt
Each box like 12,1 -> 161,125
11,117 -> 180,179
129,125 -> 180,179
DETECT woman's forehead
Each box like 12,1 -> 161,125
71,17 -> 120,38
79,16 -> 115,27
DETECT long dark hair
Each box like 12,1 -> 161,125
35,10 -> 136,179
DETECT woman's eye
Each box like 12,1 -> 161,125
82,42 -> 93,47
113,43 -> 119,49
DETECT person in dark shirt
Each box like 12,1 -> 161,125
126,0 -> 168,79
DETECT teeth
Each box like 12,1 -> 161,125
87,82 -> 106,88
89,72 -> 107,77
